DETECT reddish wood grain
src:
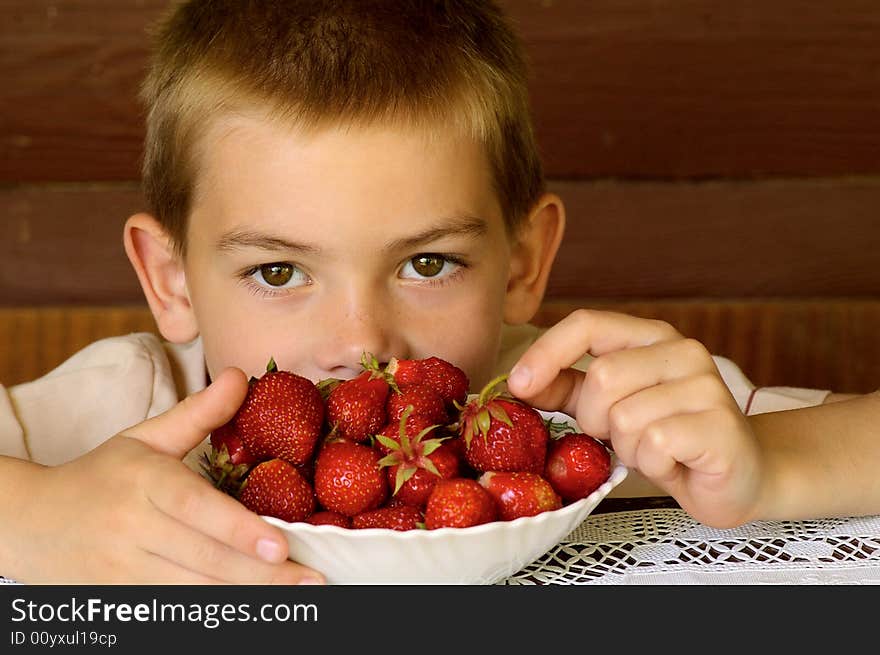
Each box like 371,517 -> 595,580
2,0 -> 879,181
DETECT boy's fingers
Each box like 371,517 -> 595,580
510,336 -> 717,426
605,374 -> 739,465
631,410 -> 760,528
144,511 -> 323,585
147,468 -> 322,580
124,367 -> 249,458
135,552 -> 225,585
632,410 -> 738,484
507,309 -> 681,404
577,344 -> 723,437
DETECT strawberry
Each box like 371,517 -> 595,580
234,358 -> 324,465
386,355 -> 469,409
325,353 -> 391,442
383,495 -> 411,509
384,443 -> 461,508
420,356 -> 470,408
424,478 -> 498,529
203,420 -> 259,494
376,406 -> 460,508
459,375 -> 549,474
441,434 -> 467,461
313,439 -> 389,517
384,356 -> 428,388
237,458 -> 316,523
306,510 -> 352,528
477,471 -> 562,520
386,382 -> 448,425
544,432 -> 611,502
210,420 -> 259,467
352,505 -> 424,531
372,412 -> 436,455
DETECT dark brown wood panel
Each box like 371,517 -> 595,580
549,177 -> 880,298
2,300 -> 878,394
2,0 -> 879,182
0,183 -> 146,304
2,178 -> 878,305
506,0 -> 880,178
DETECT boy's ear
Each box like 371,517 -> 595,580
123,213 -> 199,343
503,193 -> 566,325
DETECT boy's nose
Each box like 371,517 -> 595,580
313,293 -> 403,378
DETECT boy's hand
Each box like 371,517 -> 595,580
506,309 -> 766,528
11,368 -> 324,584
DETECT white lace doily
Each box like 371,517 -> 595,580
501,508 -> 880,585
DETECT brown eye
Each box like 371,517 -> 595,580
411,255 -> 445,277
259,263 -> 294,286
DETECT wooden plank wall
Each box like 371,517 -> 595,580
1,0 -> 878,393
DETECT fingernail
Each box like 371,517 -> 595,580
508,364 -> 532,391
256,538 -> 285,562
298,576 -> 324,585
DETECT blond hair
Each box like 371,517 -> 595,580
140,0 -> 545,253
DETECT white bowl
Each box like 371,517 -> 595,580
186,410 -> 627,585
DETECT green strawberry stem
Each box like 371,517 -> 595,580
477,373 -> 509,405
544,416 -> 576,439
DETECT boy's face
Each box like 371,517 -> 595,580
181,114 -> 518,390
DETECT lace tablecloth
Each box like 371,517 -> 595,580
501,508 -> 880,584
4,509 -> 879,585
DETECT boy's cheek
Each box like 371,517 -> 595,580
202,329 -> 284,379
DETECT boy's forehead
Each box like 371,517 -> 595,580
189,112 -> 506,239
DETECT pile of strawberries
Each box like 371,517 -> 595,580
204,354 -> 611,530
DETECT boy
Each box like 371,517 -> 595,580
0,0 -> 875,584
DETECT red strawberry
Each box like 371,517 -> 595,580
376,407 -> 460,508
237,459 -> 316,523
352,505 -> 424,531
383,495 -> 410,509
459,375 -> 549,474
306,510 -> 352,528
420,356 -> 470,408
386,382 -> 448,425
386,356 -> 469,409
372,412 -> 436,455
384,357 -> 427,388
544,433 -> 611,502
424,478 -> 498,529
442,434 -> 466,459
203,420 -> 259,494
477,471 -> 562,521
384,443 -> 461,508
325,354 -> 391,442
234,358 -> 324,465
313,440 -> 389,517
210,421 -> 259,467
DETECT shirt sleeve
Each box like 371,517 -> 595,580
712,355 -> 831,415
0,333 -> 181,466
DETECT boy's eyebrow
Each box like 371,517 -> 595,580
215,215 -> 489,255
383,214 -> 489,252
215,230 -> 321,255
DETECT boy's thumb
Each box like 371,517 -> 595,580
124,367 -> 249,458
